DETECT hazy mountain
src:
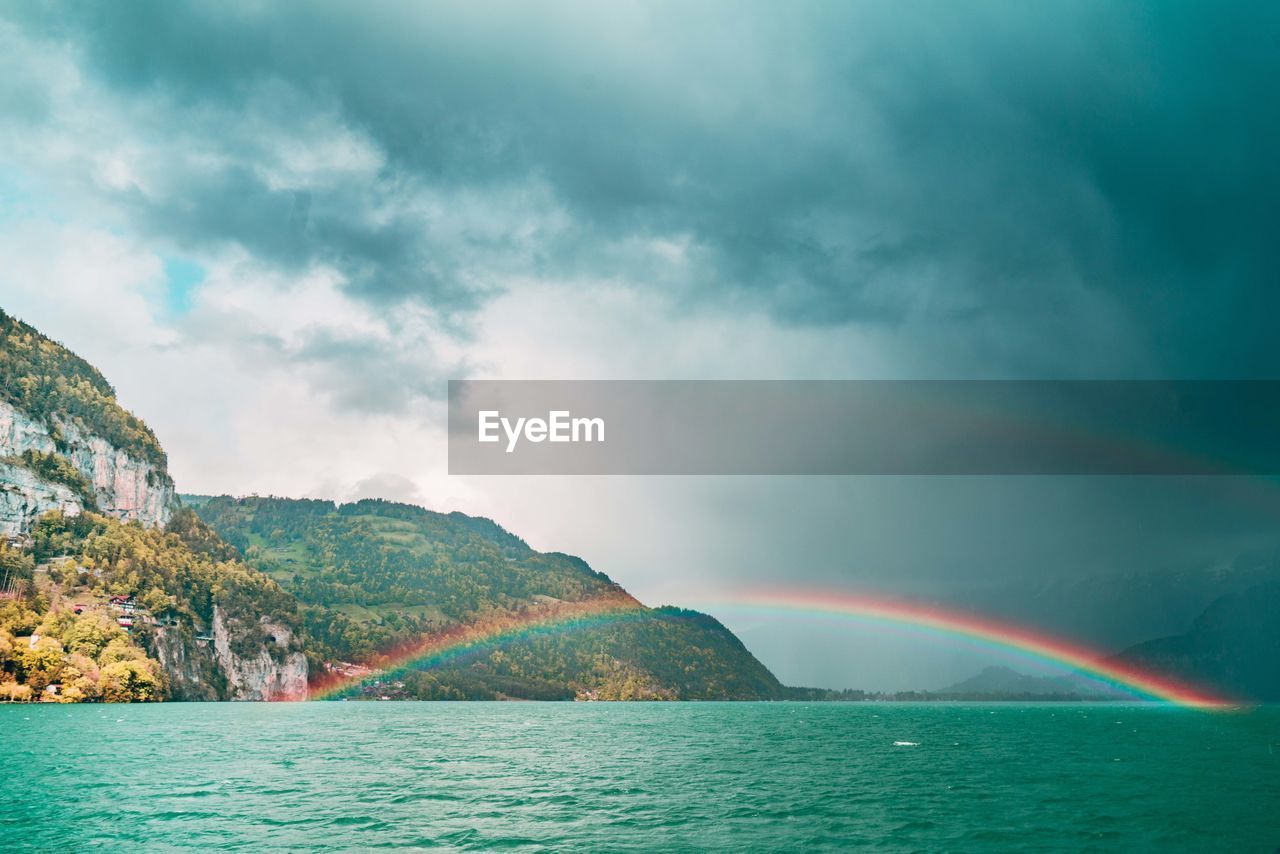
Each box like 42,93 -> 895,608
940,666 -> 1123,699
1112,582 -> 1280,702
945,559 -> 1280,654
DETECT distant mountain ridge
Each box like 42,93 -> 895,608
1112,581 -> 1280,702
940,666 -> 1124,699
945,560 -> 1280,655
943,581 -> 1280,703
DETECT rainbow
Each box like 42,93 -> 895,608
303,589 -> 1232,709
702,588 -> 1231,709
307,596 -> 648,700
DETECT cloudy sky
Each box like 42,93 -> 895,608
2,1 -> 1279,688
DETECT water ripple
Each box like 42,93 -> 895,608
1,703 -> 1277,851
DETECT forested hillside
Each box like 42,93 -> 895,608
193,495 -> 785,700
0,509 -> 305,701
2,308 -> 305,702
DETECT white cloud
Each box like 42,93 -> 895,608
0,222 -> 173,354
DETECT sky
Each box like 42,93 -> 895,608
2,1 -> 1279,689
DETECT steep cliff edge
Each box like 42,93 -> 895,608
0,400 -> 174,535
145,606 -> 308,701
0,456 -> 83,535
0,310 -> 174,535
211,607 -> 308,700
0,308 -> 306,701
148,623 -> 225,701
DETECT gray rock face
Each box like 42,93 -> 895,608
2,370 -> 307,703
0,460 -> 82,535
149,625 -> 223,701
0,399 -> 174,535
212,606 -> 309,701
147,615 -> 309,701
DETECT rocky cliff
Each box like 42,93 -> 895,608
148,623 -> 224,701
1,309 -> 307,702
147,608 -> 309,701
211,606 -> 309,701
0,399 -> 174,536
0,456 -> 83,535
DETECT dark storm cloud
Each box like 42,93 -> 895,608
115,161 -> 489,310
6,2 -> 1280,689
6,0 -> 1280,371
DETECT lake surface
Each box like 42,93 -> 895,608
2,702 -> 1277,851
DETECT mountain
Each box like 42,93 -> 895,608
944,560 -> 1280,656
939,666 -> 1123,699
1,308 -> 784,702
0,309 -> 173,534
190,495 -> 785,700
1111,582 -> 1280,702
1,309 -> 305,701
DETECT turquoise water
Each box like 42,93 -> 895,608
2,703 -> 1277,851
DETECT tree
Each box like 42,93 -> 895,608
18,636 -> 65,693
63,615 -> 117,659
0,629 -> 14,676
142,586 -> 176,617
65,653 -> 100,700
98,660 -> 162,702
0,681 -> 33,702
98,636 -> 146,665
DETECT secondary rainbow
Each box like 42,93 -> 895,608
304,589 -> 1231,709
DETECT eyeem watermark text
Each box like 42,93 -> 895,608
478,410 -> 605,453
451,380 -> 1280,475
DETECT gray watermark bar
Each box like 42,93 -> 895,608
448,380 -> 1280,475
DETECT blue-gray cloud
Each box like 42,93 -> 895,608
5,0 -> 1278,376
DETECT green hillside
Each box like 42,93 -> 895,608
1,508 -> 304,701
0,309 -> 167,471
192,495 -> 785,700
2,308 -> 302,702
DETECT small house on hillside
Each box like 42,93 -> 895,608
109,595 -> 136,614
